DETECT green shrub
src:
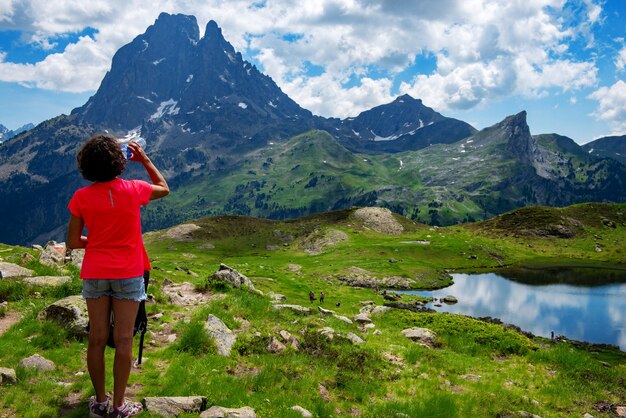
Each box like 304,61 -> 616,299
176,321 -> 215,355
0,281 -> 27,302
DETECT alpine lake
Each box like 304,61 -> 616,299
398,266 -> 626,351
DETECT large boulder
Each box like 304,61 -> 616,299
353,207 -> 404,235
210,264 -> 255,290
205,314 -> 236,356
39,241 -> 68,266
201,406 -> 257,418
0,262 -> 34,279
143,396 -> 206,417
401,327 -> 437,348
37,295 -> 89,337
272,304 -> 312,315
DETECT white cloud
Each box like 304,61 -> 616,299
0,0 -> 607,118
616,46 -> 626,70
588,80 -> 626,133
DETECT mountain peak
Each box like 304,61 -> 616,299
150,13 -> 199,42
205,20 -> 222,38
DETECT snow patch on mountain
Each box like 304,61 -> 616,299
150,99 -> 180,120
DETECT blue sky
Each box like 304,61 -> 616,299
0,0 -> 624,143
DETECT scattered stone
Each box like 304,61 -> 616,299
442,295 -> 458,304
23,276 -> 72,287
196,243 -> 215,249
401,327 -> 437,348
39,241 -> 68,266
32,244 -> 44,251
0,367 -> 17,385
364,323 -> 376,329
20,253 -> 35,263
0,262 -> 34,279
291,405 -> 313,418
37,295 -> 88,337
582,413 -> 594,418
333,267 -> 416,289
599,361 -> 611,368
144,396 -> 206,417
200,406 -> 256,418
162,224 -> 201,242
516,411 -> 542,418
360,301 -> 375,306
467,255 -> 477,259
20,354 -> 56,371
389,258 -> 399,263
319,327 -> 335,340
287,264 -> 302,272
267,337 -> 287,353
268,292 -> 287,302
318,306 -> 335,315
373,330 -> 382,335
353,207 -> 404,235
166,334 -> 177,343
318,384 -> 331,401
616,406 -> 626,417
601,218 -> 616,228
210,264 -> 256,290
272,304 -> 312,315
162,282 -> 213,306
354,314 -> 372,324
383,292 -> 402,301
333,315 -> 352,324
301,227 -> 349,255
460,374 -> 481,382
266,245 -> 281,251
205,314 -> 236,356
175,266 -> 199,276
345,332 -> 365,344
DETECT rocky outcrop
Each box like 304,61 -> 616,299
143,396 -> 206,417
353,207 -> 404,235
0,262 -> 34,279
301,228 -> 349,255
23,276 -> 72,287
161,281 -> 213,306
210,264 -> 256,290
330,266 -> 416,289
0,367 -> 17,385
205,314 -> 236,356
272,304 -> 312,315
162,224 -> 202,242
37,295 -> 88,337
19,354 -> 56,371
201,406 -> 257,418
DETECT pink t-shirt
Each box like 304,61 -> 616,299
68,178 -> 152,279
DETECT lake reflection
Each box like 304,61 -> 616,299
402,270 -> 626,351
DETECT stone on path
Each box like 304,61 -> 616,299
205,314 -> 236,356
143,396 -> 206,417
272,304 -> 312,315
0,367 -> 17,385
37,295 -> 88,337
20,354 -> 56,371
23,276 -> 72,287
200,406 -> 257,418
291,405 -> 313,418
0,262 -> 34,279
401,327 -> 437,348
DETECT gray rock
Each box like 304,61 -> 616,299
205,314 -> 236,356
37,295 -> 88,337
267,337 -> 287,353
616,406 -> 626,417
442,295 -> 458,304
23,276 -> 72,287
144,396 -> 206,417
291,405 -> 313,418
401,327 -> 437,347
318,306 -> 335,315
333,315 -> 353,324
19,354 -> 56,371
354,313 -> 372,323
268,292 -> 287,302
0,367 -> 17,385
345,332 -> 365,344
0,262 -> 34,279
210,264 -> 256,290
582,413 -> 595,418
196,243 -> 215,249
516,411 -> 542,418
200,406 -> 257,418
272,304 -> 312,314
318,327 -> 335,340
39,241 -> 68,266
460,374 -> 481,381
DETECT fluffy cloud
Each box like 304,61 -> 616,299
588,80 -> 626,133
0,0 -> 607,118
616,46 -> 626,70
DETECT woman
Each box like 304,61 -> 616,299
67,135 -> 169,417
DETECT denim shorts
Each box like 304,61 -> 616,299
82,276 -> 146,302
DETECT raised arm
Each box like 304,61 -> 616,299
127,141 -> 170,200
67,214 -> 88,249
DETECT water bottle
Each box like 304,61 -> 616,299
118,136 -> 147,159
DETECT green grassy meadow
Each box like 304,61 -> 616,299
0,203 -> 624,417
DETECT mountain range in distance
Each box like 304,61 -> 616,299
0,123 -> 34,143
0,12 -> 624,246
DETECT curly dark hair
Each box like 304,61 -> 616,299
77,135 -> 127,182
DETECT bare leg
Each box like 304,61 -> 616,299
86,296 -> 112,403
111,297 -> 139,408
